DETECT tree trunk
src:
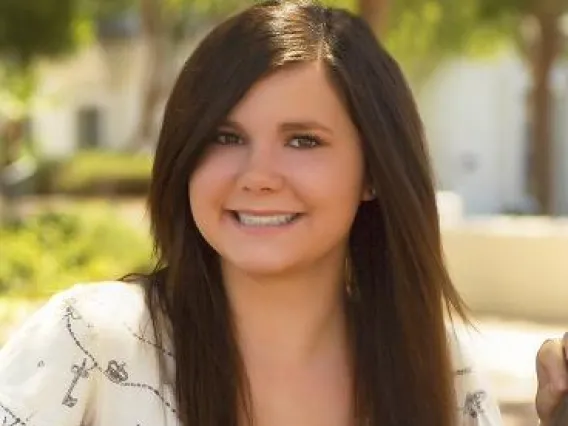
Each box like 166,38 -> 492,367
528,5 -> 562,214
0,120 -> 25,224
358,0 -> 390,35
128,0 -> 169,151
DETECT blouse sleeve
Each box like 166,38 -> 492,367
0,285 -> 98,426
450,328 -> 504,426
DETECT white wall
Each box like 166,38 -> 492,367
102,41 -> 146,151
442,216 -> 568,323
420,54 -> 568,216
29,36 -> 199,156
32,107 -> 75,158
30,40 -> 146,157
419,55 -> 529,215
28,42 -> 568,216
553,70 -> 568,215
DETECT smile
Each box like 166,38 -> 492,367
231,211 -> 302,227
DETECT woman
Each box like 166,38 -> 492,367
0,1 -> 565,425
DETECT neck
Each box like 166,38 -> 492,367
222,257 -> 350,368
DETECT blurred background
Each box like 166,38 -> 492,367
0,0 -> 567,424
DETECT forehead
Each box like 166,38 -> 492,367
227,62 -> 353,130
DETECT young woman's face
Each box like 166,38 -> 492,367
189,62 -> 372,278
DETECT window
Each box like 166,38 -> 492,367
77,107 -> 102,149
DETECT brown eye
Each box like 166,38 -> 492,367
214,131 -> 242,146
288,135 -> 322,149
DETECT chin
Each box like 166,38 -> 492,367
223,253 -> 302,278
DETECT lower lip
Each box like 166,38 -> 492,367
225,212 -> 303,235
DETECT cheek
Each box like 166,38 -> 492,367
189,153 -> 238,215
188,163 -> 231,251
290,151 -> 365,206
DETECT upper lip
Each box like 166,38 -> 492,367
229,210 -> 302,216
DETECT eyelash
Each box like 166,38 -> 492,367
214,131 -> 242,146
288,134 -> 322,149
212,131 -> 324,149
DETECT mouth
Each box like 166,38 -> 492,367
229,211 -> 303,227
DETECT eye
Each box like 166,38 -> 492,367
287,135 -> 323,149
213,131 -> 243,146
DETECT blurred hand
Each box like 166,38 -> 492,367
536,333 -> 568,425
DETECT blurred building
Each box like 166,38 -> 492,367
27,13 -> 205,157
419,55 -> 568,216
22,33 -> 568,216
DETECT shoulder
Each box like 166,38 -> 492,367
49,280 -> 168,359
58,280 -> 148,317
0,281 -> 147,359
24,280 -> 153,336
70,280 -> 172,357
0,280 -> 169,426
0,280 -> 151,373
60,280 -> 149,329
447,326 -> 504,426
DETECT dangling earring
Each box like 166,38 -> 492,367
344,256 -> 352,296
344,255 -> 359,300
369,188 -> 377,200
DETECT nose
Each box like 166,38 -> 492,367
236,142 -> 284,194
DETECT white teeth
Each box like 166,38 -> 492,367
236,213 -> 298,226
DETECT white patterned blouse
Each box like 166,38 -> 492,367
0,282 -> 503,426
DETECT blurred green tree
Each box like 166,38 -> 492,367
359,0 -> 389,35
127,0 -> 356,150
474,0 -> 567,214
123,0 -> 255,150
0,0 -> 131,222
364,0 -> 567,215
0,0 -> 77,65
1,0 -> 564,213
0,0 -> 73,222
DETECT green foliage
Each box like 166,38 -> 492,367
0,206 -> 153,298
0,0 -> 77,65
183,0 -> 356,17
48,150 -> 153,195
476,0 -> 532,20
0,0 -> 104,116
383,0 -> 523,87
82,0 -> 135,19
183,0 -> 251,16
0,67 -> 38,119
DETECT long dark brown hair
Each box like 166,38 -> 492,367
136,1 -> 469,425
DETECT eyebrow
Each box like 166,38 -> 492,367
281,121 -> 334,135
221,119 -> 334,135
